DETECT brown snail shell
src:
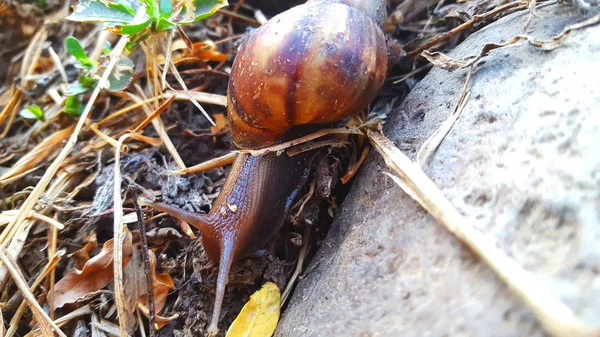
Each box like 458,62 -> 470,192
227,1 -> 388,149
307,0 -> 388,27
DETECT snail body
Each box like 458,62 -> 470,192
141,152 -> 312,333
142,0 -> 388,334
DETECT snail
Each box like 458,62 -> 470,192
141,0 -> 388,334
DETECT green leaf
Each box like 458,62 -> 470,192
159,0 -> 172,20
65,82 -> 89,96
128,28 -> 152,45
103,57 -> 135,92
65,73 -> 97,96
119,0 -> 143,11
176,0 -> 228,24
63,96 -> 84,116
66,0 -> 136,23
156,18 -> 174,32
111,18 -> 153,35
66,37 -> 96,68
80,74 -> 97,88
67,0 -> 225,45
139,0 -> 157,19
125,41 -> 138,51
103,41 -> 112,55
20,105 -> 45,121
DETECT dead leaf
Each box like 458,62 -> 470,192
136,306 -> 179,330
53,231 -> 133,308
421,50 -> 473,70
33,56 -> 55,73
189,41 -> 229,62
422,36 -> 522,70
122,244 -> 146,333
136,250 -> 176,329
179,221 -> 197,239
526,13 -> 600,50
173,39 -> 229,62
210,113 -> 229,135
225,282 -> 281,337
68,232 -> 98,270
137,251 -> 174,312
146,227 -> 183,244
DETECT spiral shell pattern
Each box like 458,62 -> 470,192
227,1 -> 388,149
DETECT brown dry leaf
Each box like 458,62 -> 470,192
421,50 -> 473,70
422,36 -> 522,70
136,250 -> 176,329
210,113 -> 229,135
174,39 -> 229,62
33,55 -> 55,73
68,232 -> 98,270
178,221 -> 197,239
146,227 -> 183,244
225,282 -> 280,337
137,306 -> 179,330
527,13 -> 600,50
53,231 -> 133,308
122,244 -> 146,332
137,250 -> 175,312
0,87 -> 23,130
119,237 -> 176,330
189,41 -> 229,62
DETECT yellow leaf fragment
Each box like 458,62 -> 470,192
210,113 -> 229,135
226,282 -> 281,337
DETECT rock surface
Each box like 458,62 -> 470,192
276,4 -> 600,337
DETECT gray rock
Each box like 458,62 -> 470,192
276,4 -> 600,337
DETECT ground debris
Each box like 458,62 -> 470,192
3,0 -> 586,336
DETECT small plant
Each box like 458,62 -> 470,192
20,105 -> 45,121
66,36 -> 97,68
62,0 -> 227,119
63,36 -> 135,116
62,96 -> 85,117
66,0 -> 228,45
64,36 -> 135,98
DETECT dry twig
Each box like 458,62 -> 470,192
0,30 -> 133,280
417,66 -> 473,166
113,134 -> 133,337
166,152 -> 236,176
281,229 -> 311,306
0,249 -> 67,337
5,250 -> 64,337
243,127 -> 364,157
131,187 -> 156,337
407,1 -> 528,57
